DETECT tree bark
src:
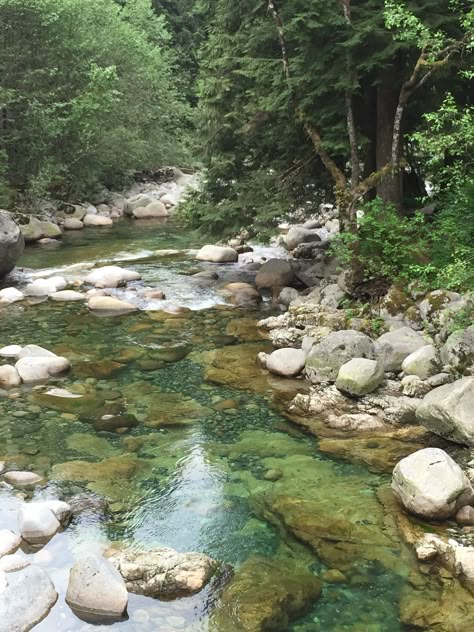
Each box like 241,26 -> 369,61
376,64 -> 403,209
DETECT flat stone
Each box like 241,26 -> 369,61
0,565 -> 58,632
49,290 -> 85,301
0,288 -> 24,304
0,345 -> 22,358
0,554 -> 30,572
66,555 -> 128,622
83,214 -> 113,227
63,218 -> 84,230
17,345 -> 56,359
3,471 -> 44,487
88,296 -> 137,313
196,245 -> 238,263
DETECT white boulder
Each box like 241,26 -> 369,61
0,345 -> 22,358
85,266 -> 141,288
83,214 -> 113,227
0,365 -> 21,388
392,447 -> 474,519
416,377 -> 474,446
18,503 -> 61,544
63,218 -> 84,230
196,245 -> 238,263
15,356 -> 70,382
0,288 -> 24,304
0,530 -> 21,557
88,296 -> 137,312
401,344 -> 440,379
49,290 -> 85,301
265,348 -> 307,377
132,201 -> 168,219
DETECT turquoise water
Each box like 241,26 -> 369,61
0,220 -> 419,631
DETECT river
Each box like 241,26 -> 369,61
0,218 -> 417,631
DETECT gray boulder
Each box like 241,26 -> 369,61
336,358 -> 384,397
416,377 -> 474,446
401,344 -> 440,379
0,211 -> 24,278
265,348 -> 307,377
63,218 -> 84,230
0,565 -> 58,632
392,448 -> 474,519
305,330 -> 374,383
255,259 -> 294,289
284,225 -> 321,251
66,555 -> 128,622
376,326 -> 427,371
125,194 -> 155,216
440,325 -> 474,374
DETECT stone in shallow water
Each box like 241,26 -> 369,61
17,344 -> 56,359
0,554 -> 30,572
15,356 -> 70,382
66,555 -> 128,622
88,296 -> 137,313
0,365 -> 21,388
52,454 -> 139,483
210,556 -> 321,632
0,565 -> 58,632
106,547 -> 218,598
18,503 -> 61,544
0,529 -> 21,557
0,345 -> 22,358
3,471 -> 44,487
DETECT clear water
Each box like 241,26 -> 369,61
0,219 -> 419,631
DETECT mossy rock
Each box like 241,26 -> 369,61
210,556 -> 322,632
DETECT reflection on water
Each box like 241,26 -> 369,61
0,219 -> 417,631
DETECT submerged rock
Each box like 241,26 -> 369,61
66,555 -> 128,622
391,448 -> 474,520
106,547 -> 218,598
416,377 -> 474,446
210,556 -> 321,632
0,565 -> 58,632
0,365 -> 21,388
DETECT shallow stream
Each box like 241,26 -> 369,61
0,219 -> 419,631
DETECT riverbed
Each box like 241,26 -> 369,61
0,219 -> 418,631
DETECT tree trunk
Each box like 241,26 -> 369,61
376,65 -> 403,210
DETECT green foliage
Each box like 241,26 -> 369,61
445,295 -> 474,334
0,0 -> 191,202
332,198 -> 430,283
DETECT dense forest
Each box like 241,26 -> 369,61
0,0 -> 473,291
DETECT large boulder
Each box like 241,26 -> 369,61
24,276 -> 67,297
66,555 -> 128,622
0,565 -> 58,632
392,448 -> 474,519
305,330 -> 375,383
416,377 -> 474,446
125,194 -> 155,216
0,288 -> 24,304
440,325 -> 474,374
0,211 -> 24,278
336,358 -> 384,397
265,348 -> 307,377
132,201 -> 168,219
196,245 -> 238,263
401,344 -> 440,379
106,547 -> 218,599
376,327 -> 427,371
284,225 -> 321,251
255,259 -> 294,289
85,266 -> 141,288
19,217 -> 44,242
